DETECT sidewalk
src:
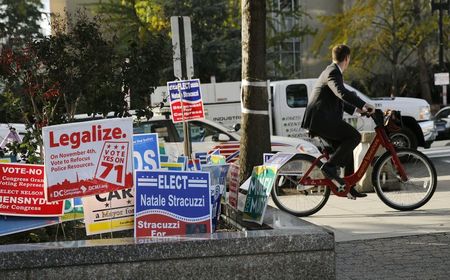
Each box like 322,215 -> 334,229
302,176 -> 450,242
298,140 -> 450,242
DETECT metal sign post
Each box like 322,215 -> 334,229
171,16 -> 195,158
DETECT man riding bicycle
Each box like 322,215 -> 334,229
301,44 -> 375,199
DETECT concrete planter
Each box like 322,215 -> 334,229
0,206 -> 335,280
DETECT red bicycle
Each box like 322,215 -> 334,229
271,109 -> 437,217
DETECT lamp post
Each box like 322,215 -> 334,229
431,0 -> 450,105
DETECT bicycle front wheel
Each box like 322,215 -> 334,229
372,148 -> 437,211
271,154 -> 330,217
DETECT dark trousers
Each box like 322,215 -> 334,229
312,120 -> 361,176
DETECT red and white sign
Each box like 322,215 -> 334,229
167,79 -> 205,123
227,163 -> 240,209
0,163 -> 64,217
43,118 -> 134,202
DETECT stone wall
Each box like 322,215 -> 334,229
0,206 -> 335,280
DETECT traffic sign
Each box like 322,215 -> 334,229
435,72 -> 449,86
170,16 -> 194,79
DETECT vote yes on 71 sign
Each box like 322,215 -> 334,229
134,170 -> 211,238
43,118 -> 134,202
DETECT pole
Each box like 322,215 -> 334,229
431,0 -> 449,105
441,86 -> 447,107
438,0 -> 444,70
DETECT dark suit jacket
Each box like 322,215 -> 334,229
301,63 -> 366,134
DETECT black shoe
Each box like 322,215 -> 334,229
320,162 -> 345,186
349,187 -> 367,198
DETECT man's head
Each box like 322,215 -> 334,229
332,44 -> 351,71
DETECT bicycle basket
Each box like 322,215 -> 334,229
384,110 -> 403,132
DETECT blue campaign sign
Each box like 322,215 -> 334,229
0,215 -> 60,237
133,133 -> 160,170
134,170 -> 211,237
201,164 -> 229,231
167,79 -> 201,103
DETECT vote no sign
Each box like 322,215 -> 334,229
0,163 -> 64,217
43,118 -> 134,202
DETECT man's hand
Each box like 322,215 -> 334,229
362,103 -> 375,115
357,103 -> 375,116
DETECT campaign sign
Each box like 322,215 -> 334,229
0,156 -> 16,163
263,153 -> 275,164
61,198 -> 84,222
167,79 -> 205,123
135,170 -> 211,237
42,118 -> 134,202
201,164 -> 230,231
0,163 -> 64,217
0,215 -> 60,237
187,159 -> 201,171
264,152 -> 295,169
82,188 -> 134,235
133,133 -> 160,170
0,128 -> 22,149
227,163 -> 240,209
160,162 -> 184,171
243,165 -> 277,225
194,152 -> 208,164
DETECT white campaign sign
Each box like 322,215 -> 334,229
42,118 -> 134,202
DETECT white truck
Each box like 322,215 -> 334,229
154,79 -> 437,149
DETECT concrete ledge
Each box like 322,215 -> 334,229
0,206 -> 335,279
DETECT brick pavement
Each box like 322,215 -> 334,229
336,232 -> 450,280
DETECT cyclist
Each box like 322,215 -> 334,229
301,44 -> 375,198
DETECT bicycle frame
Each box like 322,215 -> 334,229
299,124 -> 408,197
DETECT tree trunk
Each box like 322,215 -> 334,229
413,0 -> 432,104
239,0 -> 271,183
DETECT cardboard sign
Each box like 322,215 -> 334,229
0,163 -> 64,217
187,159 -> 201,171
134,170 -> 211,237
61,198 -> 84,222
263,153 -> 275,164
0,128 -> 22,149
227,163 -> 240,209
133,133 -> 160,170
82,188 -> 134,235
264,152 -> 295,169
42,118 -> 134,202
160,162 -> 184,171
194,152 -> 208,164
0,215 -> 60,237
201,164 -> 230,231
167,79 -> 205,123
243,166 -> 277,225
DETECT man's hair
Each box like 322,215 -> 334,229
332,44 -> 351,63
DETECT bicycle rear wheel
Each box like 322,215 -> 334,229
372,148 -> 437,211
271,154 -> 330,217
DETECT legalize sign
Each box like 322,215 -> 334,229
134,170 -> 211,237
43,118 -> 134,202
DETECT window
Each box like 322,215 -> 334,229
133,121 -> 171,142
286,84 -> 308,108
174,121 -> 232,142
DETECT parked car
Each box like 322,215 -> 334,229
133,114 -> 321,162
434,106 -> 450,140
